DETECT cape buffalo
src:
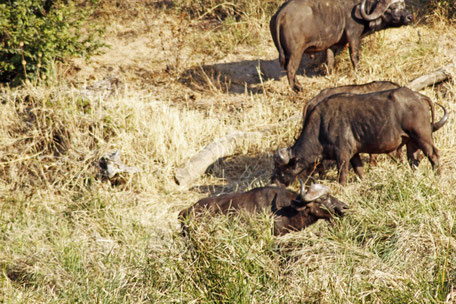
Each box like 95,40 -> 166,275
272,87 -> 448,185
179,181 -> 347,236
304,81 -> 401,170
270,0 -> 413,91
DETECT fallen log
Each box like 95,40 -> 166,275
407,64 -> 454,91
174,131 -> 263,187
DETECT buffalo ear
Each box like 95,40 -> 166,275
290,199 -> 304,208
369,18 -> 383,29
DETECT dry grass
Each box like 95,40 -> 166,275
1,1 -> 456,303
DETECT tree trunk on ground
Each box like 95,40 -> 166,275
174,131 -> 263,187
407,64 -> 454,91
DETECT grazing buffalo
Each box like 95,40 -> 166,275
179,181 -> 347,236
272,87 -> 448,185
304,81 -> 401,171
270,0 -> 413,91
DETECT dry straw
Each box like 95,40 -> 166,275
1,0 -> 455,302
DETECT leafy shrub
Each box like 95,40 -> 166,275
0,0 -> 104,84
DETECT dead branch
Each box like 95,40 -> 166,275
174,131 -> 263,187
407,64 -> 454,91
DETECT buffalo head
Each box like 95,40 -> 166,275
293,180 -> 348,217
271,148 -> 315,187
272,179 -> 348,235
357,0 -> 413,28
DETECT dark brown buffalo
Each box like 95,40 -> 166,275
179,182 -> 347,236
272,87 -> 448,185
270,0 -> 412,91
304,81 -> 401,171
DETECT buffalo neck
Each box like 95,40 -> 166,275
292,118 -> 323,170
290,209 -> 319,231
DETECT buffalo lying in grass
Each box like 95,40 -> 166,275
179,181 -> 347,236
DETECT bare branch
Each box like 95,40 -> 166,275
174,131 -> 263,187
407,64 -> 454,91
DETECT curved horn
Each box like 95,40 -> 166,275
276,148 -> 291,165
298,178 -> 305,198
432,103 -> 448,132
302,184 -> 330,202
360,0 -> 399,21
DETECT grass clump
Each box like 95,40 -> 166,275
167,213 -> 281,303
174,0 -> 280,22
168,0 -> 282,57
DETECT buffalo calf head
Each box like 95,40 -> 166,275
293,181 -> 348,217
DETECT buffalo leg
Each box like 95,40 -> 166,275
336,155 -> 350,185
406,142 -> 420,169
414,138 -> 440,174
326,48 -> 335,73
348,38 -> 361,70
286,51 -> 304,92
393,143 -> 405,161
350,154 -> 364,180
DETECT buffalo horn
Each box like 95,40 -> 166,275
302,183 -> 330,202
298,178 -> 305,197
360,0 -> 403,21
276,148 -> 291,165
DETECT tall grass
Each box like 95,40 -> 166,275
1,0 -> 456,303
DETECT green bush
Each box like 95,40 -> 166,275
0,0 -> 104,84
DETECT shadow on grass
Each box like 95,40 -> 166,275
188,152 -> 398,196
180,52 -> 328,94
189,153 -> 273,195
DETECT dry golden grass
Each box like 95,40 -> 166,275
1,1 -> 456,302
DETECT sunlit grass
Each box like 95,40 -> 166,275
1,1 -> 455,303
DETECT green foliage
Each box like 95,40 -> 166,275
0,0 -> 104,84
